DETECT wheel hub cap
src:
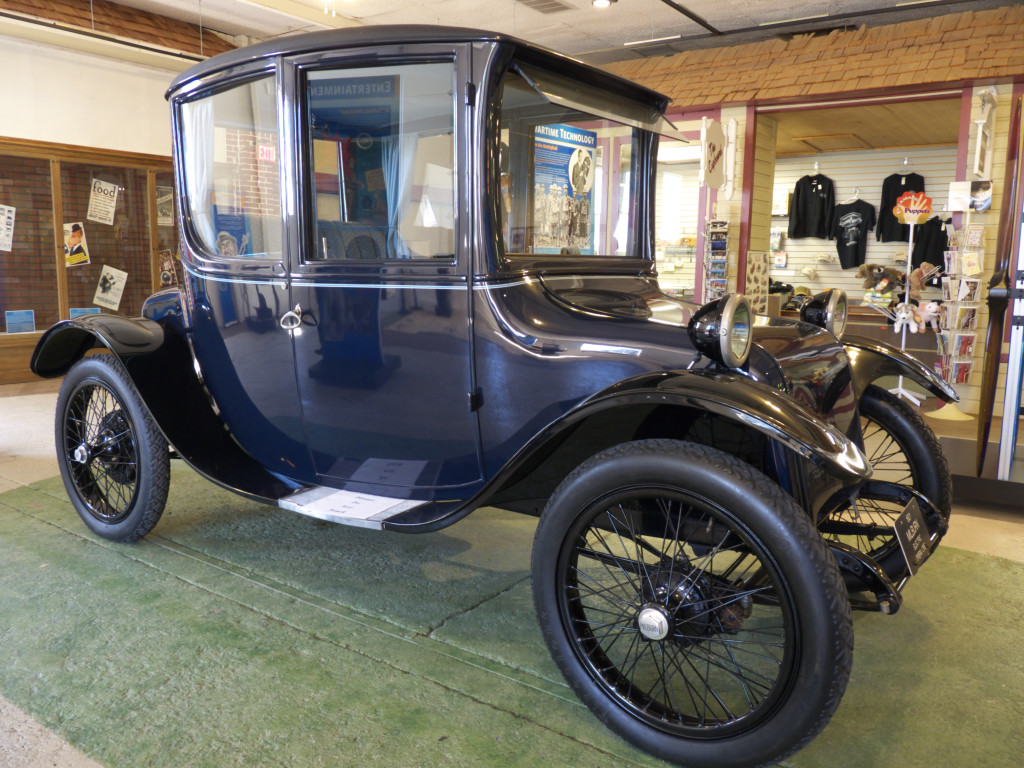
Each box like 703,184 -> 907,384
637,606 -> 671,641
73,444 -> 90,464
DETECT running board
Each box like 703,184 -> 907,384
279,487 -> 427,530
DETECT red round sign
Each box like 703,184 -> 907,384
893,191 -> 932,225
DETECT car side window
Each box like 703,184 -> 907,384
305,62 -> 455,261
179,75 -> 282,261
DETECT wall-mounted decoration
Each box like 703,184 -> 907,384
63,222 -> 90,267
87,178 -> 119,225
93,265 -> 128,310
5,310 -> 35,334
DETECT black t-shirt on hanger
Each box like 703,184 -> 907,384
876,172 -> 925,242
832,199 -> 876,269
911,216 -> 949,270
788,174 -> 835,239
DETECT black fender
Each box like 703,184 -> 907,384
590,369 -> 872,479
30,311 -> 299,502
491,368 -> 869,497
844,334 -> 958,403
386,367 -> 872,533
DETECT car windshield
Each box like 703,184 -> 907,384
496,63 -> 654,259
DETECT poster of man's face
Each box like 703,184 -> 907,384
64,222 -> 90,266
569,149 -> 594,195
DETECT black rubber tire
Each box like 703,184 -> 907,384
55,355 -> 170,542
861,385 -> 952,515
821,385 -> 952,576
532,439 -> 853,768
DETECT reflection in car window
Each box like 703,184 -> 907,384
180,76 -> 281,260
305,62 -> 455,261
497,65 -> 641,258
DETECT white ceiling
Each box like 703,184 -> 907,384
114,0 -> 1018,64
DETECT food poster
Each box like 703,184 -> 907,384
86,178 -> 119,226
307,73 -> 399,227
533,124 -> 597,254
93,265 -> 128,310
64,222 -> 90,267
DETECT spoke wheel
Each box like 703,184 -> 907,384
56,355 -> 169,542
533,440 -> 852,768
563,491 -> 794,735
65,384 -> 139,523
819,385 -> 951,575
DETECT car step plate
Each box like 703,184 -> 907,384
893,498 -> 932,576
279,487 -> 426,530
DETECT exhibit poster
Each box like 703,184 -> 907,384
69,308 -> 101,319
0,204 -> 14,252
533,123 -> 597,254
87,178 -> 119,226
93,265 -> 128,310
210,194 -> 251,260
5,309 -> 35,334
306,72 -> 400,227
157,186 -> 174,227
64,222 -> 90,267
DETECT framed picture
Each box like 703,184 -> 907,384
5,309 -> 35,334
973,125 -> 992,178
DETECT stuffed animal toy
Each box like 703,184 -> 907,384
914,300 -> 943,331
892,302 -> 919,333
856,263 -> 904,292
908,262 -> 939,301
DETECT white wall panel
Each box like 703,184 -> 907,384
0,36 -> 176,156
770,145 -> 959,298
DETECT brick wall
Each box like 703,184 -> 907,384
604,6 -> 1024,108
60,163 -> 152,318
0,0 -> 235,57
0,156 -> 57,332
223,128 -> 281,218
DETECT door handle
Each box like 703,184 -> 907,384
280,304 -> 302,330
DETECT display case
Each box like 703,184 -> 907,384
0,138 -> 174,384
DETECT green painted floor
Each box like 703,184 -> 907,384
1,466 -> 1023,768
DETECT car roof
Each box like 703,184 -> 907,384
165,24 -> 669,112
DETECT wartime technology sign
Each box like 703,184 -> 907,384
533,124 -> 596,255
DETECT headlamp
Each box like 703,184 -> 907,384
800,289 -> 848,339
688,294 -> 753,369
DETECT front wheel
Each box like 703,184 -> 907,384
55,355 -> 170,542
532,440 -> 853,768
819,385 -> 952,577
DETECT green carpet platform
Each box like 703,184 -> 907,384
2,466 -> 1022,767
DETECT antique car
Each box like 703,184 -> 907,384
31,26 -> 957,768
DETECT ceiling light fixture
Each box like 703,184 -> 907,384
592,0 -> 617,6
624,33 -> 681,47
758,13 -> 827,28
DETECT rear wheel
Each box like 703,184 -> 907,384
532,440 -> 853,768
56,355 -> 169,542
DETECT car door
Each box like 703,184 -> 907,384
284,48 -> 483,494
173,66 -> 316,482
